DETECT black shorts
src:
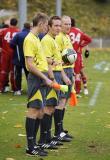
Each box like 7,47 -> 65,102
46,71 -> 62,107
27,73 -> 47,109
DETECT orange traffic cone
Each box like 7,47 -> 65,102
69,86 -> 78,107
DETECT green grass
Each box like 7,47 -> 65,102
0,49 -> 110,160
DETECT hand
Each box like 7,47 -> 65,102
63,75 -> 72,85
45,77 -> 53,87
84,49 -> 90,58
49,77 -> 57,83
51,60 -> 59,67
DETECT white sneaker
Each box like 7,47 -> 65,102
14,90 -> 21,96
84,88 -> 89,95
4,86 -> 10,92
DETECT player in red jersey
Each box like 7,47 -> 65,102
0,18 -> 20,93
0,24 -> 10,92
69,18 -> 92,96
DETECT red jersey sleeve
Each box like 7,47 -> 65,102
80,33 -> 92,47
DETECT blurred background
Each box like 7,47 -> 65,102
0,0 -> 110,48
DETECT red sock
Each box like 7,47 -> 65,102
75,79 -> 81,94
82,76 -> 87,85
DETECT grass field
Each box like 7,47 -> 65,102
0,49 -> 110,160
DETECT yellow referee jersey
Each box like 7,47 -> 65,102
41,34 -> 62,71
55,32 -> 73,68
23,32 -> 48,72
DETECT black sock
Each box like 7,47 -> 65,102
33,118 -> 40,145
46,115 -> 52,143
39,114 -> 50,144
61,108 -> 65,132
54,109 -> 62,136
25,117 -> 36,150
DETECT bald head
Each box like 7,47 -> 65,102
61,15 -> 71,34
61,16 -> 71,22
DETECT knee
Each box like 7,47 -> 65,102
75,74 -> 81,80
56,98 -> 66,109
39,109 -> 44,119
26,108 -> 40,119
44,106 -> 54,115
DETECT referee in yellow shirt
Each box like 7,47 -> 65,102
55,15 -> 74,139
23,12 -> 52,156
38,16 -> 65,149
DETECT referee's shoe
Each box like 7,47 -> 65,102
53,132 -> 72,142
38,143 -> 58,149
26,148 -> 48,156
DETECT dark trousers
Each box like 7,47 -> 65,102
14,65 -> 29,91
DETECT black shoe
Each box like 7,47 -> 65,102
26,148 -> 48,156
54,132 -> 72,142
66,133 -> 74,139
58,136 -> 71,142
39,143 -> 58,150
34,144 -> 48,154
50,140 -> 63,146
63,130 -> 74,138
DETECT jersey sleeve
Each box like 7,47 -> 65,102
23,38 -> 35,57
80,33 -> 92,47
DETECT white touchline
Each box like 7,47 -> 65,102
93,61 -> 106,71
89,82 -> 103,107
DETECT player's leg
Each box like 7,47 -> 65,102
9,54 -> 17,93
0,52 -> 10,92
25,73 -> 48,156
80,69 -> 88,95
39,71 -> 63,149
38,72 -> 60,149
74,53 -> 82,96
54,68 -> 73,141
13,65 -> 22,95
39,106 -> 59,149
61,68 -> 74,138
80,54 -> 88,95
4,74 -> 10,92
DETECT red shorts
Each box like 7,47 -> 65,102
74,53 -> 84,74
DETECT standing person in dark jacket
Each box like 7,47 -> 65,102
10,22 -> 30,95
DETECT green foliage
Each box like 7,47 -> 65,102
0,0 -> 17,9
94,0 -> 109,3
0,0 -> 110,37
